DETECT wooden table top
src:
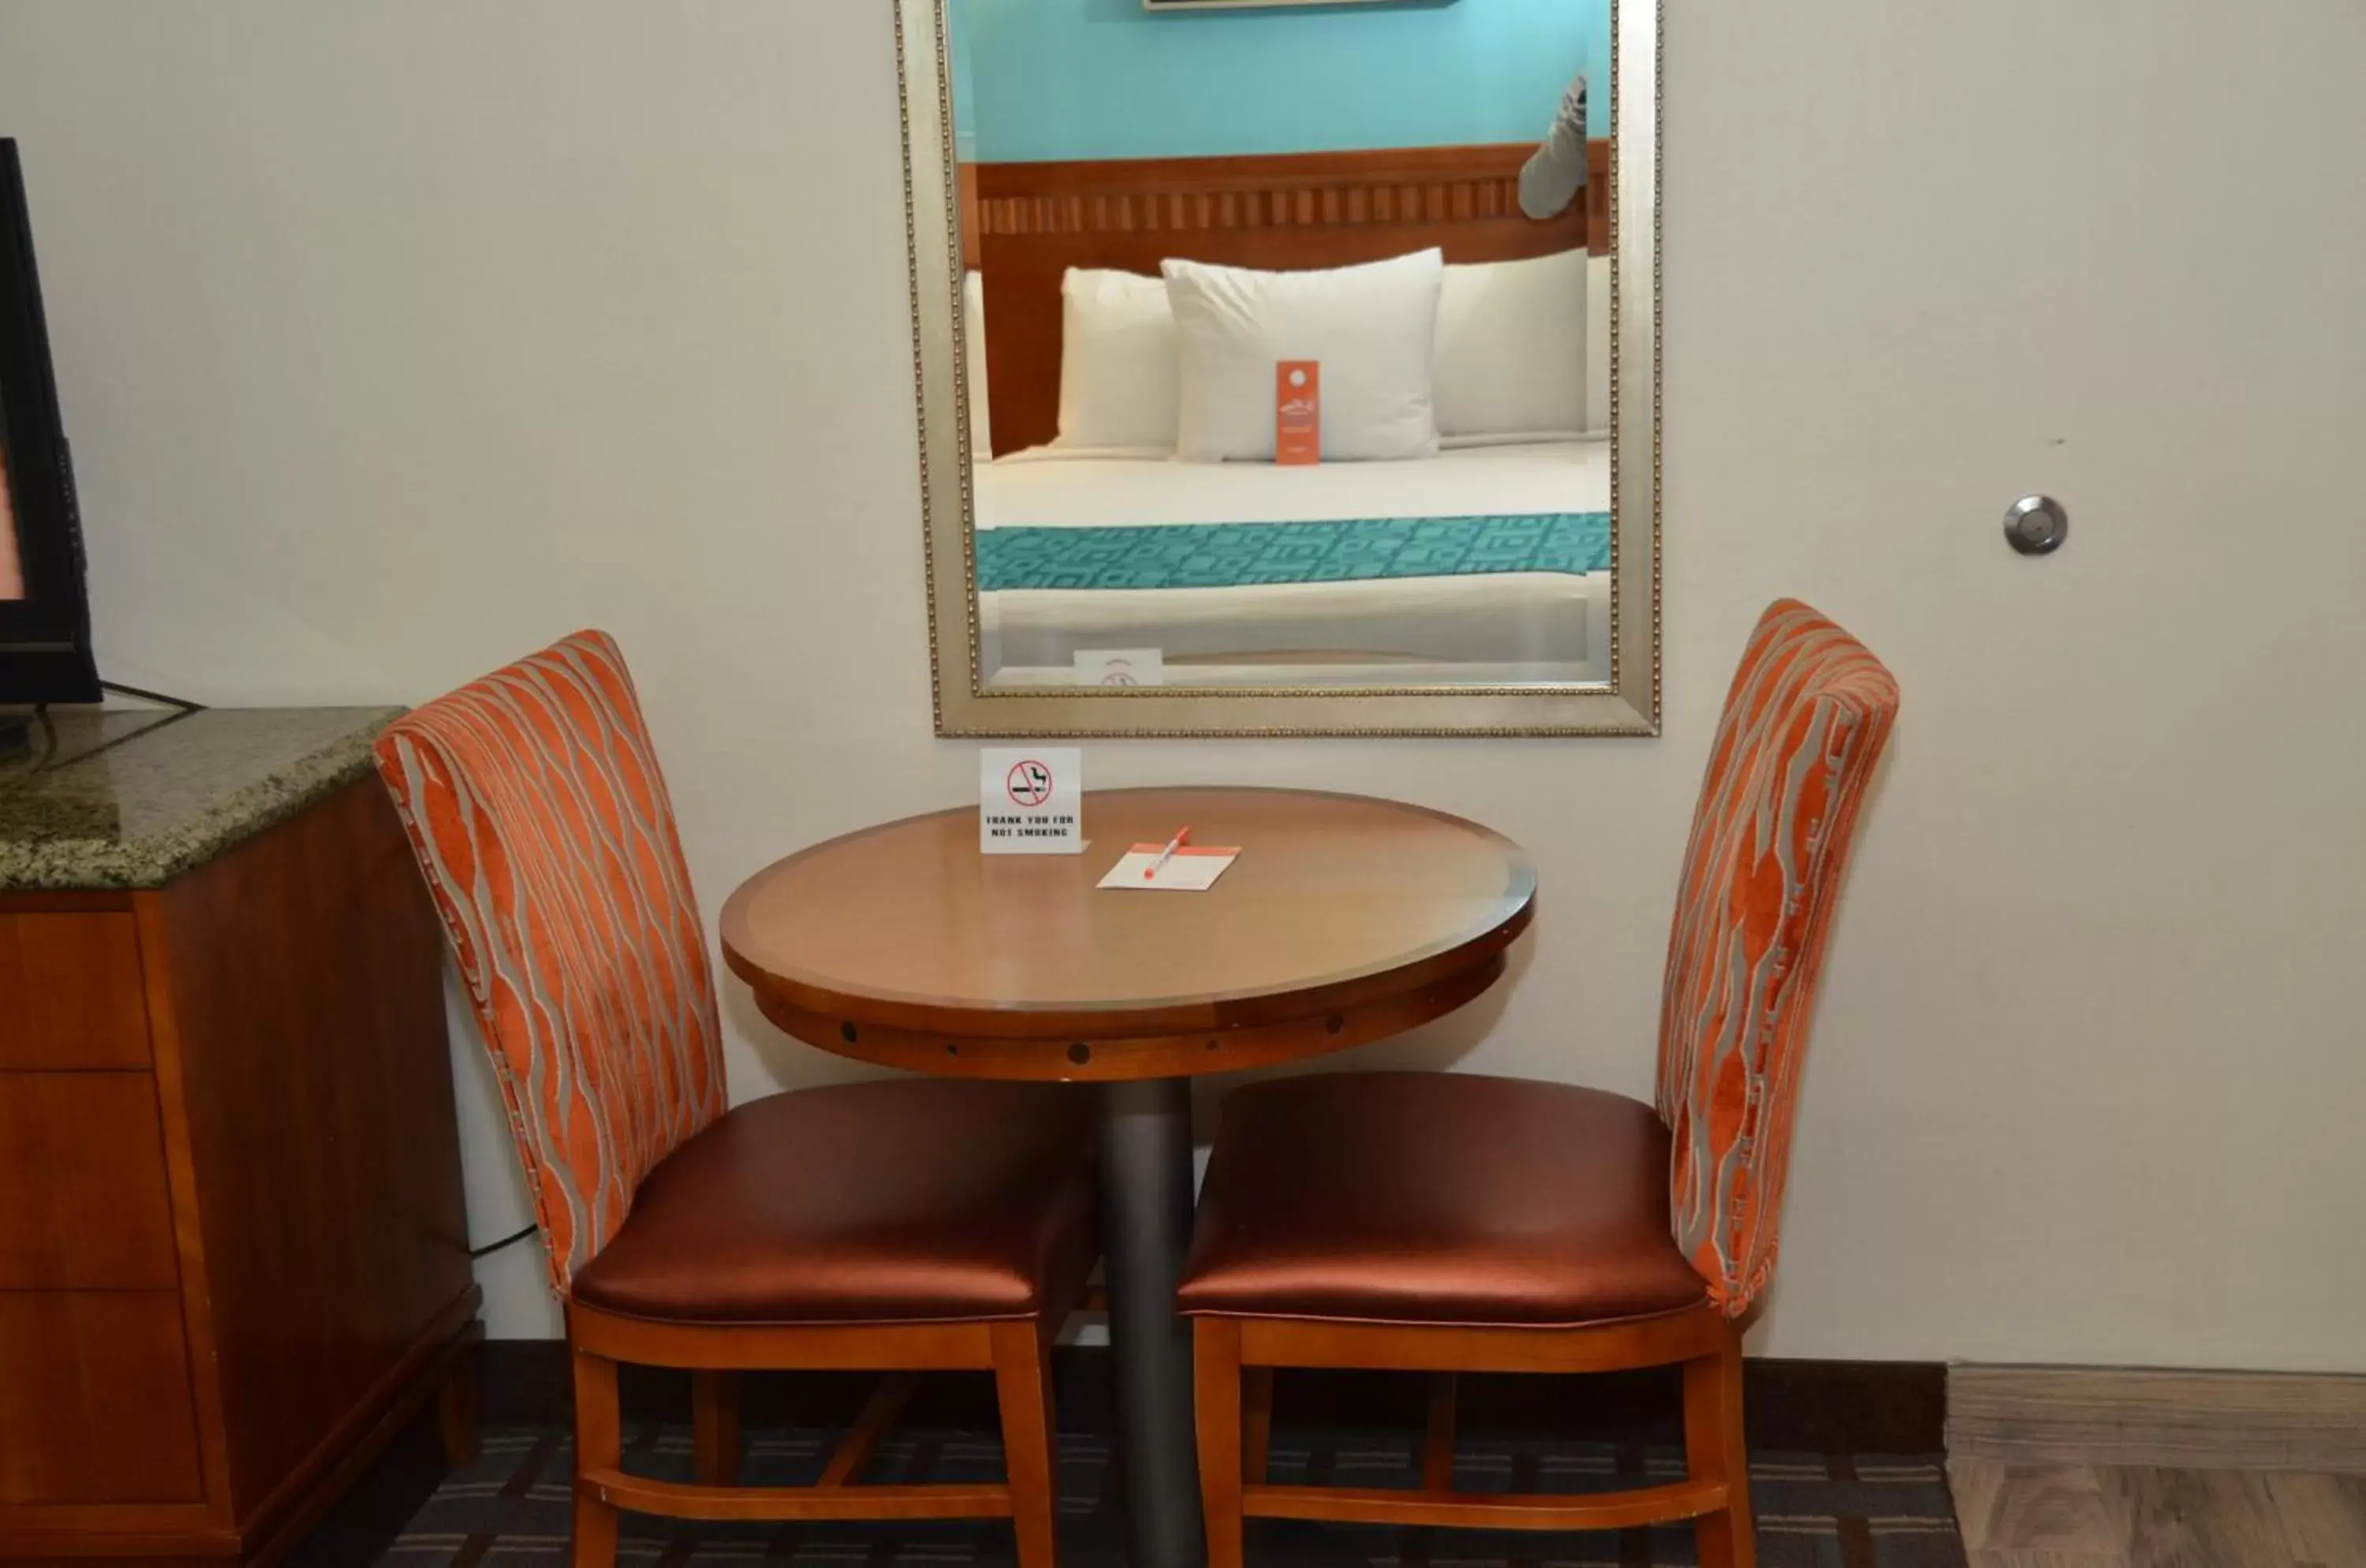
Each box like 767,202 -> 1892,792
720,787 -> 1535,1081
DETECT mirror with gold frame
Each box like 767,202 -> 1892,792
901,0 -> 1658,737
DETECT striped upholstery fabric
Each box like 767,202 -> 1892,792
375,632 -> 728,1294
1656,600 -> 1900,1316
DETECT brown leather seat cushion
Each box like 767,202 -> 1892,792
571,1079 -> 1097,1326
1177,1073 -> 1708,1328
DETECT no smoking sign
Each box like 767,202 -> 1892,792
1006,759 -> 1055,808
980,748 -> 1081,855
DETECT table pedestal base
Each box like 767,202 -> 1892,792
1099,1077 -> 1207,1568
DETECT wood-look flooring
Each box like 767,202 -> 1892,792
1951,1459 -> 2366,1566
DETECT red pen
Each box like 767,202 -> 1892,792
1145,826 -> 1192,879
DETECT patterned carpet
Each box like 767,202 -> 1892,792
370,1421 -> 1965,1566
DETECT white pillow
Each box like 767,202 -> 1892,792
1054,268 -> 1179,450
1434,249 -> 1588,441
963,269 -> 992,458
1162,248 -> 1444,463
1587,253 -> 1611,437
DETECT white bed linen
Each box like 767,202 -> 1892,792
972,440 -> 1611,677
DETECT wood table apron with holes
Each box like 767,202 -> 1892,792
719,787 -> 1536,1568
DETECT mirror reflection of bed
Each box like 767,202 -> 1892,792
948,0 -> 1613,692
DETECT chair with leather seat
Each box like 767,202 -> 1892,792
375,631 -> 1096,1568
1179,599 -> 1899,1568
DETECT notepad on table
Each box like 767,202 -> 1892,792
1097,843 -> 1241,892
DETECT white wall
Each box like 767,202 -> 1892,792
5,0 -> 2363,1368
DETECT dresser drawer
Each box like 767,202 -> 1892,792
0,911 -> 151,1069
0,1073 -> 181,1290
0,1292 -> 206,1505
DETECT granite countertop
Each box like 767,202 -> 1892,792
0,707 -> 402,891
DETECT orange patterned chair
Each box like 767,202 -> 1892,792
1177,600 -> 1899,1568
375,632 -> 1097,1568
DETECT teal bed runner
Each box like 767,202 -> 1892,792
976,512 -> 1610,592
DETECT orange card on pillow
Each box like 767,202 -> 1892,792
1275,360 -> 1320,465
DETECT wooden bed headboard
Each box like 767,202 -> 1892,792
965,140 -> 1611,457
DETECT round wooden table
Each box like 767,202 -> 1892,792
721,787 -> 1534,1568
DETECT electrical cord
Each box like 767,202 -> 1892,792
0,707 -> 62,797
27,705 -> 57,771
469,1224 -> 540,1260
1,681 -> 207,787
100,679 -> 206,711
10,702 -> 196,778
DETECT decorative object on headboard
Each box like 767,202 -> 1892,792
972,140 -> 1610,456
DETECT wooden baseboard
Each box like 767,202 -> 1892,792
476,1341 -> 1946,1455
1947,1364 -> 2366,1473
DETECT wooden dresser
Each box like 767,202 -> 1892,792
0,708 -> 478,1567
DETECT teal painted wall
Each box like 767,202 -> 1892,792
949,0 -> 1609,164
947,0 -> 981,159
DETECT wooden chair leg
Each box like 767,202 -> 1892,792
570,1341 -> 622,1568
1682,1324 -> 1756,1568
991,1320 -> 1061,1568
1241,1365 -> 1274,1484
1193,1318 -> 1247,1568
1422,1372 -> 1457,1491
692,1370 -> 740,1486
437,1348 -> 480,1468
